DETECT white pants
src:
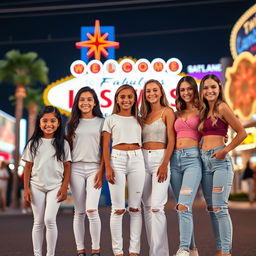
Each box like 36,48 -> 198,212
70,162 -> 102,251
109,149 -> 145,255
142,149 -> 170,256
30,185 -> 61,256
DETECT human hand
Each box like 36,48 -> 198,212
106,167 -> 115,184
24,188 -> 32,205
211,149 -> 227,160
94,171 -> 103,189
57,186 -> 68,202
157,164 -> 168,183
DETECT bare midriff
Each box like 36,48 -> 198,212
113,143 -> 141,151
201,135 -> 225,150
142,142 -> 166,150
176,138 -> 199,149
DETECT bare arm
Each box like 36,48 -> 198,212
102,131 -> 115,184
57,161 -> 71,202
157,107 -> 176,182
213,103 -> 247,159
23,161 -> 33,204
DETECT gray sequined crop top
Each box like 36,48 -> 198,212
142,109 -> 167,144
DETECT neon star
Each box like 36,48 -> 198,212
76,20 -> 119,60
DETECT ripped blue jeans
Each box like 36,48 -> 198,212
170,146 -> 202,251
200,145 -> 234,255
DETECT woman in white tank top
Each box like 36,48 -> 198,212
140,79 -> 175,256
67,87 -> 104,256
102,84 -> 145,256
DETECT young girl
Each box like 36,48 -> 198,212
67,86 -> 104,256
22,106 -> 71,256
170,76 -> 202,256
199,74 -> 247,256
140,79 -> 175,256
102,84 -> 145,256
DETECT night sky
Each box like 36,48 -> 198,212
0,0 -> 254,117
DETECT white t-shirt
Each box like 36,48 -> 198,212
22,138 -> 71,192
72,117 -> 104,163
102,114 -> 142,147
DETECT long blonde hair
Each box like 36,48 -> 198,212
112,84 -> 142,125
198,74 -> 227,131
140,79 -> 169,121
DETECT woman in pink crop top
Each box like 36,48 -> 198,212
199,74 -> 247,256
170,76 -> 202,256
140,79 -> 175,256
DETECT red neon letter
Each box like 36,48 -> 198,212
101,90 -> 112,108
90,63 -> 101,73
153,62 -> 164,72
69,90 -> 74,108
122,62 -> 132,73
170,89 -> 176,107
138,62 -> 148,72
73,64 -> 84,74
107,63 -> 116,73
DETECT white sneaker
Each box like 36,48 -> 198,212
175,249 -> 189,256
189,249 -> 199,256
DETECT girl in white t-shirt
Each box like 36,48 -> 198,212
22,106 -> 71,256
67,87 -> 104,256
103,84 -> 145,256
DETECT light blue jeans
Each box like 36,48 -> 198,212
200,145 -> 234,255
170,146 -> 202,251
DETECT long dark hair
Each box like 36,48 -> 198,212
175,76 -> 200,113
67,86 -> 103,148
24,106 -> 65,161
112,84 -> 142,126
198,74 -> 227,131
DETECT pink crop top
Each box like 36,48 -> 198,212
202,117 -> 228,136
174,115 -> 201,141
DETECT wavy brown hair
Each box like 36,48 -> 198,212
175,76 -> 200,114
198,74 -> 227,131
140,79 -> 169,121
112,84 -> 141,126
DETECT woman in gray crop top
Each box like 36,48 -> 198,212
140,79 -> 175,256
67,87 -> 104,256
102,84 -> 145,256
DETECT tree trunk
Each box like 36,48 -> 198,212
11,84 -> 26,208
28,102 -> 38,139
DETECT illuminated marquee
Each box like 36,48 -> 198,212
44,58 -> 183,116
225,52 -> 256,120
43,20 -> 184,116
230,4 -> 256,59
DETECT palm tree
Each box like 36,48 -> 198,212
10,87 -> 44,139
0,50 -> 49,208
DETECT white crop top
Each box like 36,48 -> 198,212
102,114 -> 142,147
22,138 -> 71,192
72,117 -> 104,163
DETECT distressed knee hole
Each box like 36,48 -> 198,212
212,187 -> 223,193
129,207 -> 139,212
207,206 -> 214,212
177,204 -> 188,211
114,209 -> 125,215
180,187 -> 192,195
152,209 -> 160,213
87,209 -> 97,213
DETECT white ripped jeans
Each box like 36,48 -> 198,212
109,149 -> 145,255
30,185 -> 61,256
70,162 -> 102,251
142,149 -> 170,256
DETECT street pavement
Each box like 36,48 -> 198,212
0,200 -> 256,256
